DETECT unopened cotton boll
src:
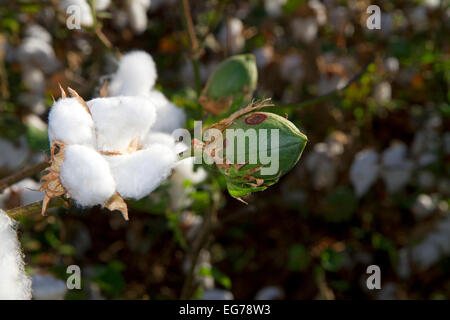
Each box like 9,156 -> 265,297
105,144 -> 178,199
31,274 -> 67,300
87,96 -> 156,152
48,98 -> 96,148
350,149 -> 380,197
108,51 -> 157,96
60,0 -> 94,27
0,210 -> 32,300
126,0 -> 151,34
146,90 -> 186,133
60,145 -> 116,207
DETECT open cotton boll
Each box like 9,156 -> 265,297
48,98 -> 96,148
94,0 -> 111,11
24,24 -> 52,44
147,90 -> 186,133
0,210 -> 32,300
126,0 -> 152,34
108,50 -> 157,96
143,132 -> 176,149
1,179 -> 44,208
218,18 -> 245,54
105,144 -> 177,199
60,0 -> 94,27
16,37 -> 59,74
88,96 -> 156,152
173,157 -> 207,185
32,274 -> 67,300
350,149 -> 380,197
0,136 -> 29,171
60,145 -> 116,207
22,65 -> 45,94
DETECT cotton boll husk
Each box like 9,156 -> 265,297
350,149 -> 380,197
87,96 -> 156,152
0,136 -> 29,171
105,144 -> 177,200
126,0 -> 151,34
60,145 -> 116,206
60,0 -> 94,27
31,274 -> 67,300
0,210 -> 32,300
146,90 -> 186,133
108,51 -> 157,96
48,98 -> 96,148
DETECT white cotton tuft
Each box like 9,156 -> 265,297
0,136 -> 29,171
108,50 -> 157,96
147,90 -> 186,133
173,157 -> 207,185
60,0 -> 94,27
169,157 -> 207,210
0,210 -> 32,300
94,0 -> 111,11
0,179 -> 44,209
350,149 -> 380,197
60,145 -> 116,206
105,144 -> 178,200
32,274 -> 67,300
126,0 -> 152,34
48,98 -> 96,148
380,143 -> 414,193
143,132 -> 176,149
88,96 -> 156,152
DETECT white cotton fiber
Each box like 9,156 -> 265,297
147,90 -> 186,133
127,0 -> 152,34
48,98 -> 96,148
32,274 -> 67,300
105,144 -> 177,199
94,0 -> 111,11
350,149 -> 380,197
0,210 -> 32,300
173,157 -> 207,185
108,51 -> 157,96
60,0 -> 94,27
88,96 -> 156,152
16,37 -> 59,74
143,132 -> 176,149
0,136 -> 29,170
60,145 -> 116,206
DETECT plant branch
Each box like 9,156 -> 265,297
180,190 -> 220,299
280,57 -> 375,109
0,161 -> 48,193
6,197 -> 66,219
181,0 -> 202,96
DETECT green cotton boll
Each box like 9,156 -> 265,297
199,54 -> 258,115
216,112 -> 307,198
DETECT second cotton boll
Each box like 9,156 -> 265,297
106,50 -> 186,134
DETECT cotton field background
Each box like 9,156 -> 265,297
0,0 -> 449,300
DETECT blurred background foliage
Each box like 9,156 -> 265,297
0,0 -> 449,299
